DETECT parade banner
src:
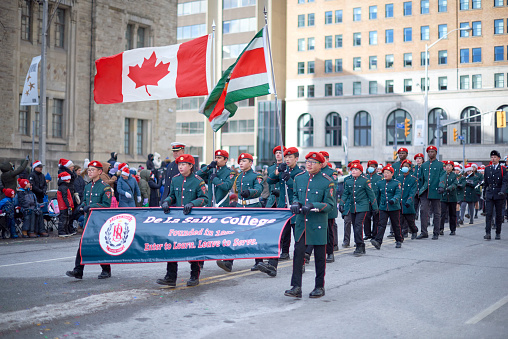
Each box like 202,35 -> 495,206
80,207 -> 293,264
20,55 -> 41,106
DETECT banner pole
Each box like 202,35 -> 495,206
211,21 -> 217,207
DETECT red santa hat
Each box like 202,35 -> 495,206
464,164 -> 473,172
59,158 -> 74,168
121,166 -> 130,176
58,172 -> 72,181
32,160 -> 43,169
17,178 -> 29,189
118,163 -> 127,171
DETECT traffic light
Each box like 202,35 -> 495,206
496,110 -> 506,128
393,151 -> 397,160
453,128 -> 458,142
404,118 -> 411,137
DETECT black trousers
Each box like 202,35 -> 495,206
414,195 -> 421,219
291,232 -> 326,288
400,212 -> 418,235
280,222 -> 295,254
166,261 -> 202,280
440,202 -> 457,232
343,213 -> 352,244
486,198 -> 504,235
74,247 -> 110,274
374,210 -> 403,244
364,210 -> 379,238
351,212 -> 367,245
420,194 -> 441,236
332,220 -> 338,247
58,212 -> 69,234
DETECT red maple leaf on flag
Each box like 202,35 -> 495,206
127,52 -> 170,96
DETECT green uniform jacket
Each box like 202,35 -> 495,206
267,165 -> 303,221
339,175 -> 378,213
396,174 -> 418,214
392,160 -> 402,177
340,175 -> 353,215
265,163 -> 279,208
464,173 -> 480,202
456,176 -> 466,202
82,180 -> 112,219
293,170 -> 334,245
164,173 -> 208,207
439,171 -> 458,203
414,164 -> 422,190
418,159 -> 444,199
374,178 -> 402,211
235,168 -> 263,208
197,165 -> 234,207
475,171 -> 484,197
321,166 -> 338,219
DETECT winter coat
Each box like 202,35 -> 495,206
29,170 -> 47,203
107,152 -> 117,168
138,170 -> 151,205
57,181 -> 74,211
146,154 -> 155,171
0,197 -> 15,218
100,163 -> 118,187
148,170 -> 161,207
16,188 -> 38,212
57,165 -> 76,194
74,175 -> 86,202
0,159 -> 29,190
117,174 -> 141,207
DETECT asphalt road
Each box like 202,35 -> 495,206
0,217 -> 507,339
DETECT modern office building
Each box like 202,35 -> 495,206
286,0 -> 508,166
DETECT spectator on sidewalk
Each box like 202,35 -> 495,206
57,172 -> 75,237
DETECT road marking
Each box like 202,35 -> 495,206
0,256 -> 75,268
465,294 -> 508,324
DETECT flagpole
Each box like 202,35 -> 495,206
264,7 -> 289,208
211,21 -> 217,207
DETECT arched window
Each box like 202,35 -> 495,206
495,105 -> 508,144
354,111 -> 371,146
461,106 -> 481,144
298,113 -> 314,147
428,108 -> 448,145
325,112 -> 342,146
386,109 -> 412,145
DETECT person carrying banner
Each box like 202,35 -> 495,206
161,142 -> 186,203
396,160 -> 419,239
265,146 -> 286,208
285,152 -> 334,299
66,161 -> 113,280
158,154 -> 208,287
197,149 -> 235,208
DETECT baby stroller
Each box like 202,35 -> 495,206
43,198 -> 60,233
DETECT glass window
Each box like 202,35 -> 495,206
494,46 -> 504,61
421,26 -> 430,40
386,3 -> 394,18
494,20 -> 504,34
37,3 -> 43,44
460,75 -> 469,89
353,32 -> 361,46
460,0 -> 469,10
421,0 -> 429,14
404,2 -> 413,15
461,107 -> 481,144
179,0 -> 207,14
54,8 -> 65,48
178,24 -> 206,39
52,99 -> 63,138
325,60 -> 333,73
353,82 -> 361,95
460,49 -> 470,63
335,34 -> 343,48
404,79 -> 412,92
335,10 -> 343,23
335,83 -> 343,96
325,11 -> 333,24
386,109 -> 412,145
298,114 -> 314,147
438,76 -> 447,90
126,24 -> 134,50
223,43 -> 248,58
472,74 -> 482,89
421,51 -> 429,66
369,81 -> 378,94
438,24 -> 447,38
325,35 -> 333,49
404,53 -> 412,67
404,27 -> 412,42
136,120 -> 144,155
439,0 -> 447,12
335,59 -> 343,72
308,61 -> 315,74
438,50 -> 447,64
297,86 -> 304,97
472,21 -> 481,36
472,47 -> 481,62
307,37 -> 315,50
386,54 -> 394,68
176,97 -> 206,111
297,62 -> 305,74
325,84 -> 333,97
298,38 -> 305,51
369,56 -> 377,70
136,27 -> 145,48
494,73 -> 504,88
325,112 -> 342,146
386,80 -> 394,93
353,8 -> 361,21
307,85 -> 315,97
472,0 -> 481,9
223,0 -> 255,9
385,29 -> 394,43
19,100 -> 29,135
308,13 -> 315,26
421,77 -> 428,91
369,31 -> 378,45
494,0 -> 503,6
355,111 -> 371,146
21,0 -> 31,41
495,104 -> 508,143
298,0 -> 304,3
369,6 -> 378,19
298,14 -> 305,27
353,57 -> 361,70
460,22 -> 470,37
428,108 -> 448,145
124,118 -> 130,154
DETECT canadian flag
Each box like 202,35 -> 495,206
94,35 -> 212,104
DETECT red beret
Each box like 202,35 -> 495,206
382,165 -> 394,174
319,151 -> 330,158
414,153 -> 424,160
397,147 -> 409,153
88,160 -> 103,168
367,160 -> 378,167
350,162 -> 364,172
305,152 -> 325,163
2,188 -> 15,198
327,162 -> 333,168
284,147 -> 299,157
58,172 -> 72,181
443,160 -> 454,166
272,146 -> 287,154
401,159 -> 412,167
347,160 -> 361,168
175,154 -> 195,165
238,153 -> 254,163
426,145 -> 437,152
215,150 -> 229,158
17,178 -> 29,189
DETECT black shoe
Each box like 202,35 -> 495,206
432,235 -> 439,240
387,233 -> 395,238
469,220 -> 474,224
216,260 -> 233,272
326,254 -> 335,263
450,231 -> 456,235
257,262 -> 277,277
333,245 -> 339,251
279,253 -> 290,260
474,215 -> 478,219
251,263 -> 261,271
304,253 -> 310,264
459,219 -> 464,225
395,241 -> 402,248
65,270 -> 83,279
284,286 -> 302,298
309,287 -> 325,298
495,234 -> 501,240
465,214 -> 470,219
98,271 -> 111,279
363,235 -> 371,240
439,230 -> 444,236
370,239 -> 381,250
187,277 -> 199,286
480,212 -> 486,216
342,242 -> 350,248
156,276 -> 176,286
411,233 -> 418,240
353,243 -> 366,256
484,234 -> 491,240
416,233 -> 428,239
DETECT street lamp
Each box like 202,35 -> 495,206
423,25 -> 472,158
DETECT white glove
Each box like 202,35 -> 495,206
125,192 -> 132,199
143,198 -> 148,205
137,196 -> 141,203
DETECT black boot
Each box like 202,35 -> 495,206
257,262 -> 277,277
98,270 -> 111,279
66,269 -> 83,279
354,243 -> 366,256
309,287 -> 325,298
187,276 -> 199,286
216,260 -> 233,272
156,276 -> 176,286
326,253 -> 335,263
284,286 -> 302,298
370,239 -> 381,250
